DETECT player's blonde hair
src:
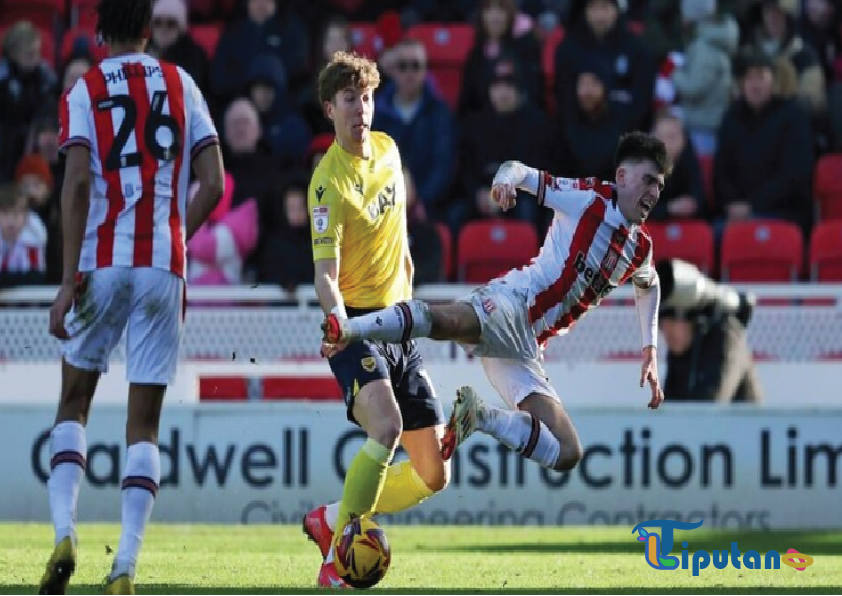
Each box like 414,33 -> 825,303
318,51 -> 381,105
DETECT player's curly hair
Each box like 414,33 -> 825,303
318,51 -> 381,105
615,131 -> 672,176
96,0 -> 153,44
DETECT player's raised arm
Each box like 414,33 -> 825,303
491,161 -> 611,215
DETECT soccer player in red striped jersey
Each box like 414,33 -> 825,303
323,132 -> 669,474
39,0 -> 224,593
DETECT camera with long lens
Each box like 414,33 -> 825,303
656,259 -> 755,327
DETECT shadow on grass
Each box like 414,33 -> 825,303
2,588 -> 841,595
421,531 -> 842,556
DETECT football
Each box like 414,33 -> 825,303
333,516 -> 391,588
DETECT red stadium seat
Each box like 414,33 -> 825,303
810,221 -> 842,281
814,153 -> 842,221
261,376 -> 342,401
199,376 -> 249,401
0,3 -> 62,30
646,220 -> 714,274
436,222 -> 453,281
189,23 -> 222,60
349,22 -> 383,60
408,23 -> 475,110
720,221 -> 804,282
457,219 -> 538,283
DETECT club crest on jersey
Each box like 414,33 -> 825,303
312,206 -> 329,233
361,357 -> 377,373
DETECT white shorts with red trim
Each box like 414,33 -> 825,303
61,266 -> 185,385
458,281 -> 560,406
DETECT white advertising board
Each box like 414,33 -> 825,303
3,403 -> 841,529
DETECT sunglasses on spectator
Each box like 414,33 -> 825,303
397,60 -> 424,72
152,18 -> 180,29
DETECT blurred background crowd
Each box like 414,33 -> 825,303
1,0 -> 841,292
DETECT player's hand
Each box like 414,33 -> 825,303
49,282 -> 75,340
640,346 -> 664,409
490,182 -> 517,211
320,341 -> 347,359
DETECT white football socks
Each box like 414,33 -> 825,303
344,300 -> 432,342
324,502 -> 339,532
112,442 -> 161,580
478,406 -> 561,469
48,421 -> 86,546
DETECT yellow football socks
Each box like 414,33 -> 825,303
374,460 -> 435,514
336,439 -> 393,529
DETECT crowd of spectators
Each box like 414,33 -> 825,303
0,0 -> 840,290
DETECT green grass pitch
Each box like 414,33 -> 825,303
2,524 -> 841,594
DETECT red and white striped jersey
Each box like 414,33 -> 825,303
58,53 -> 219,278
501,172 -> 655,346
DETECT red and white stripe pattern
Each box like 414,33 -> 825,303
502,173 -> 654,347
0,211 -> 47,273
58,54 -> 219,278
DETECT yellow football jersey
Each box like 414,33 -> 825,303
308,131 -> 411,309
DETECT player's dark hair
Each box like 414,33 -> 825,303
96,0 -> 153,45
615,131 -> 672,176
318,51 -> 380,105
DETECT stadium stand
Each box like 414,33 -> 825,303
721,221 -> 805,282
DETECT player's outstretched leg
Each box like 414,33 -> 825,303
107,385 -> 165,594
442,386 -> 582,471
323,300 -> 433,344
40,362 -> 99,595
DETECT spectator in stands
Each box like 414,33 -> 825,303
146,0 -> 211,95
645,0 -> 685,65
187,173 -> 259,286
458,0 -> 543,116
221,97 -> 279,211
0,182 -> 46,287
245,53 -> 311,166
402,0 -> 478,24
747,0 -> 827,118
404,166 -> 444,285
0,21 -> 57,182
713,50 -> 814,235
450,55 -> 549,232
258,171 -> 315,292
797,0 -> 841,85
553,55 -> 625,182
555,0 -> 656,132
658,259 -> 762,403
650,112 -> 707,221
61,56 -> 93,93
299,18 -> 353,135
671,0 -> 739,157
374,38 -> 455,216
15,153 -> 60,281
211,0 -> 309,105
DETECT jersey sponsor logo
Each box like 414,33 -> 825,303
312,206 -> 329,233
365,182 -> 397,220
574,251 -> 615,298
315,186 -> 325,202
361,357 -> 377,373
313,237 -> 333,246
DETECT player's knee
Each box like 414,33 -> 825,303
418,459 -> 450,493
552,440 -> 583,472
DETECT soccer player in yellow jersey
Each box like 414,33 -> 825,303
302,51 -> 450,587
